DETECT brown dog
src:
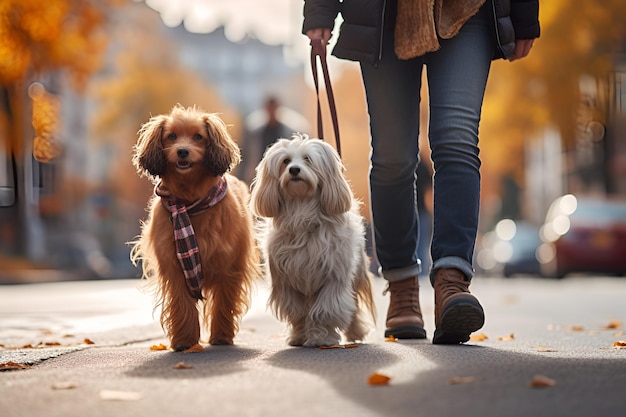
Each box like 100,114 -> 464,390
131,105 -> 259,351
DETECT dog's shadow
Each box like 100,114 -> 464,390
126,345 -> 263,380
264,341 -> 412,401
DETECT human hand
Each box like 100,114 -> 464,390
306,28 -> 332,46
508,39 -> 535,62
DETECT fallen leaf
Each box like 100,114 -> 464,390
569,325 -> 584,332
63,334 -> 75,338
368,373 -> 391,385
613,341 -> 626,349
384,335 -> 398,342
99,390 -> 143,401
0,361 -> 31,370
449,376 -> 476,385
469,333 -> 488,342
83,338 -> 95,345
498,333 -> 515,341
173,362 -> 193,369
319,343 -> 358,349
150,343 -> 168,351
44,342 -> 62,347
51,382 -> 76,390
603,320 -> 622,330
530,375 -> 556,388
183,343 -> 204,353
20,344 -> 35,349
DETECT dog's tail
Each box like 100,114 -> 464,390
355,249 -> 377,324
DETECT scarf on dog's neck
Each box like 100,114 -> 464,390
395,0 -> 485,59
155,177 -> 228,300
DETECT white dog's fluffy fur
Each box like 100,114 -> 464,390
250,134 -> 376,347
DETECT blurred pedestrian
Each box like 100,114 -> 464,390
303,0 -> 539,343
241,96 -> 293,184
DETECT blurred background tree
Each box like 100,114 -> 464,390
0,0 -> 125,157
479,0 -> 626,211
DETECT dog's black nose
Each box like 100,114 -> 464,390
289,166 -> 300,176
177,148 -> 190,159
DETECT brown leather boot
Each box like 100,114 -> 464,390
432,268 -> 484,344
384,276 -> 426,339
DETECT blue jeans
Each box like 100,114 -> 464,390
360,5 -> 495,284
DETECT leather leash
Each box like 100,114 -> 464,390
310,38 -> 341,157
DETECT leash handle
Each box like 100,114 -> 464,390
310,38 -> 341,157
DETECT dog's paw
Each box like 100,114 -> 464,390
172,344 -> 192,352
287,336 -> 305,347
209,336 -> 234,345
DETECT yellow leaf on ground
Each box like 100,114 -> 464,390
320,343 -> 358,349
469,333 -> 488,341
83,338 -> 95,345
530,375 -> 556,388
603,320 -> 622,330
613,341 -> 626,349
173,362 -> 193,369
498,333 -> 515,341
449,376 -> 476,384
368,373 -> 391,385
0,361 -> 31,370
384,335 -> 398,342
150,343 -> 168,351
183,344 -> 204,353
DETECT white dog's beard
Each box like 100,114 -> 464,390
282,177 -> 315,199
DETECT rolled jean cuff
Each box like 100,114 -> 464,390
382,261 -> 422,283
430,256 -> 474,285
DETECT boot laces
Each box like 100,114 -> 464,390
384,279 -> 419,315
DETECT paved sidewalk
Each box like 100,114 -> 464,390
1,276 -> 625,417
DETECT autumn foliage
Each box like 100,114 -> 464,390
0,0 -> 124,88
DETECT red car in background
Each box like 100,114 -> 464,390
538,195 -> 626,278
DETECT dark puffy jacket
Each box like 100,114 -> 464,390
302,0 -> 540,65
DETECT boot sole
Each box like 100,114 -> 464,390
385,324 -> 427,339
432,298 -> 485,345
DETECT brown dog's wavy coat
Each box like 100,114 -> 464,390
131,105 -> 259,351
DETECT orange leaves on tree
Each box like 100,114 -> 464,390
0,0 -> 123,87
29,82 -> 62,162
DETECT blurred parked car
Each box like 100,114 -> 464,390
476,219 -> 542,277
537,194 -> 626,278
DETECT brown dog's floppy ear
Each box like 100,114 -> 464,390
203,113 -> 241,176
133,115 -> 167,178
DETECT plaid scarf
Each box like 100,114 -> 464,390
155,177 -> 228,300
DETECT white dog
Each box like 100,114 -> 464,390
250,134 -> 376,347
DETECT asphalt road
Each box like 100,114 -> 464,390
1,275 -> 625,417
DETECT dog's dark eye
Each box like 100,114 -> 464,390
303,156 -> 311,163
283,158 -> 291,165
167,133 -> 177,140
193,134 -> 203,141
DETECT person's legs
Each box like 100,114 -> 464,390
425,4 -> 495,343
360,24 -> 426,339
